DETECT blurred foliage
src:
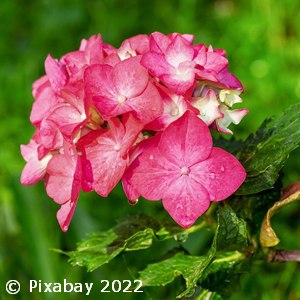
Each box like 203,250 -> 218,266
0,0 -> 299,299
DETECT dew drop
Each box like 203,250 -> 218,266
210,173 -> 216,179
221,166 -> 225,172
149,155 -> 154,160
128,198 -> 139,206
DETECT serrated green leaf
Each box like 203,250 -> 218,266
236,103 -> 300,195
138,205 -> 248,298
216,204 -> 248,250
199,251 -> 248,298
139,250 -> 216,298
56,214 -> 197,271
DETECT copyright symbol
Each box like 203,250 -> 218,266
6,280 -> 20,295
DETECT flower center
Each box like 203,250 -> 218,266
117,95 -> 127,103
180,166 -> 190,176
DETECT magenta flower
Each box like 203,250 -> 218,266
125,111 -> 246,228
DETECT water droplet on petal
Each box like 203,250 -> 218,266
149,155 -> 154,160
210,173 -> 216,179
221,166 -> 225,172
128,198 -> 139,206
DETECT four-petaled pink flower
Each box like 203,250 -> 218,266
125,111 -> 246,228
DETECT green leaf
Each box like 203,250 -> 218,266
216,204 -> 248,250
236,103 -> 300,195
138,204 -> 248,298
199,251 -> 248,298
230,177 -> 283,232
55,214 -> 196,271
139,250 -> 216,298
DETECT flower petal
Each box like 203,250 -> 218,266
158,110 -> 212,166
190,147 -> 246,201
46,145 -> 81,204
126,135 -> 178,200
162,176 -> 210,228
56,199 -> 78,232
128,81 -> 163,124
45,55 -> 68,93
112,56 -> 148,98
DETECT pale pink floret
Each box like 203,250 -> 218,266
46,142 -> 82,232
190,89 -> 223,126
215,106 -> 249,134
126,111 -> 246,228
20,139 -> 52,185
84,56 -> 163,123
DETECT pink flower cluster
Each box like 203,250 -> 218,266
21,32 -> 247,231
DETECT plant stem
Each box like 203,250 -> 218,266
268,250 -> 300,262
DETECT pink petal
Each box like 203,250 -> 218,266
45,55 -> 68,93
46,146 -> 81,204
217,69 -> 243,91
149,32 -> 171,53
124,135 -> 180,200
56,199 -> 78,232
84,64 -> 116,100
48,103 -> 86,137
81,154 -> 94,192
85,140 -> 127,197
162,176 -> 210,228
128,81 -> 163,124
158,111 -> 212,166
30,85 -> 58,125
93,95 -> 132,120
21,153 -> 52,185
205,51 -> 228,73
39,119 -> 63,150
84,34 -> 104,64
161,70 -> 195,95
141,52 -> 172,77
127,140 -> 178,200
190,147 -> 246,201
112,56 -> 149,98
119,113 -> 144,155
32,75 -> 48,98
165,35 -> 194,68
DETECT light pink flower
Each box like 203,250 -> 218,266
79,113 -> 143,197
141,33 -> 196,95
126,111 -> 246,228
84,56 -> 163,123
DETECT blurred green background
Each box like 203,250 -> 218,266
1,0 -> 300,299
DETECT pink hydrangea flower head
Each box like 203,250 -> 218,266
125,111 -> 246,228
21,32 -> 248,231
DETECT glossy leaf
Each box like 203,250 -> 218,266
236,103 -> 300,195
